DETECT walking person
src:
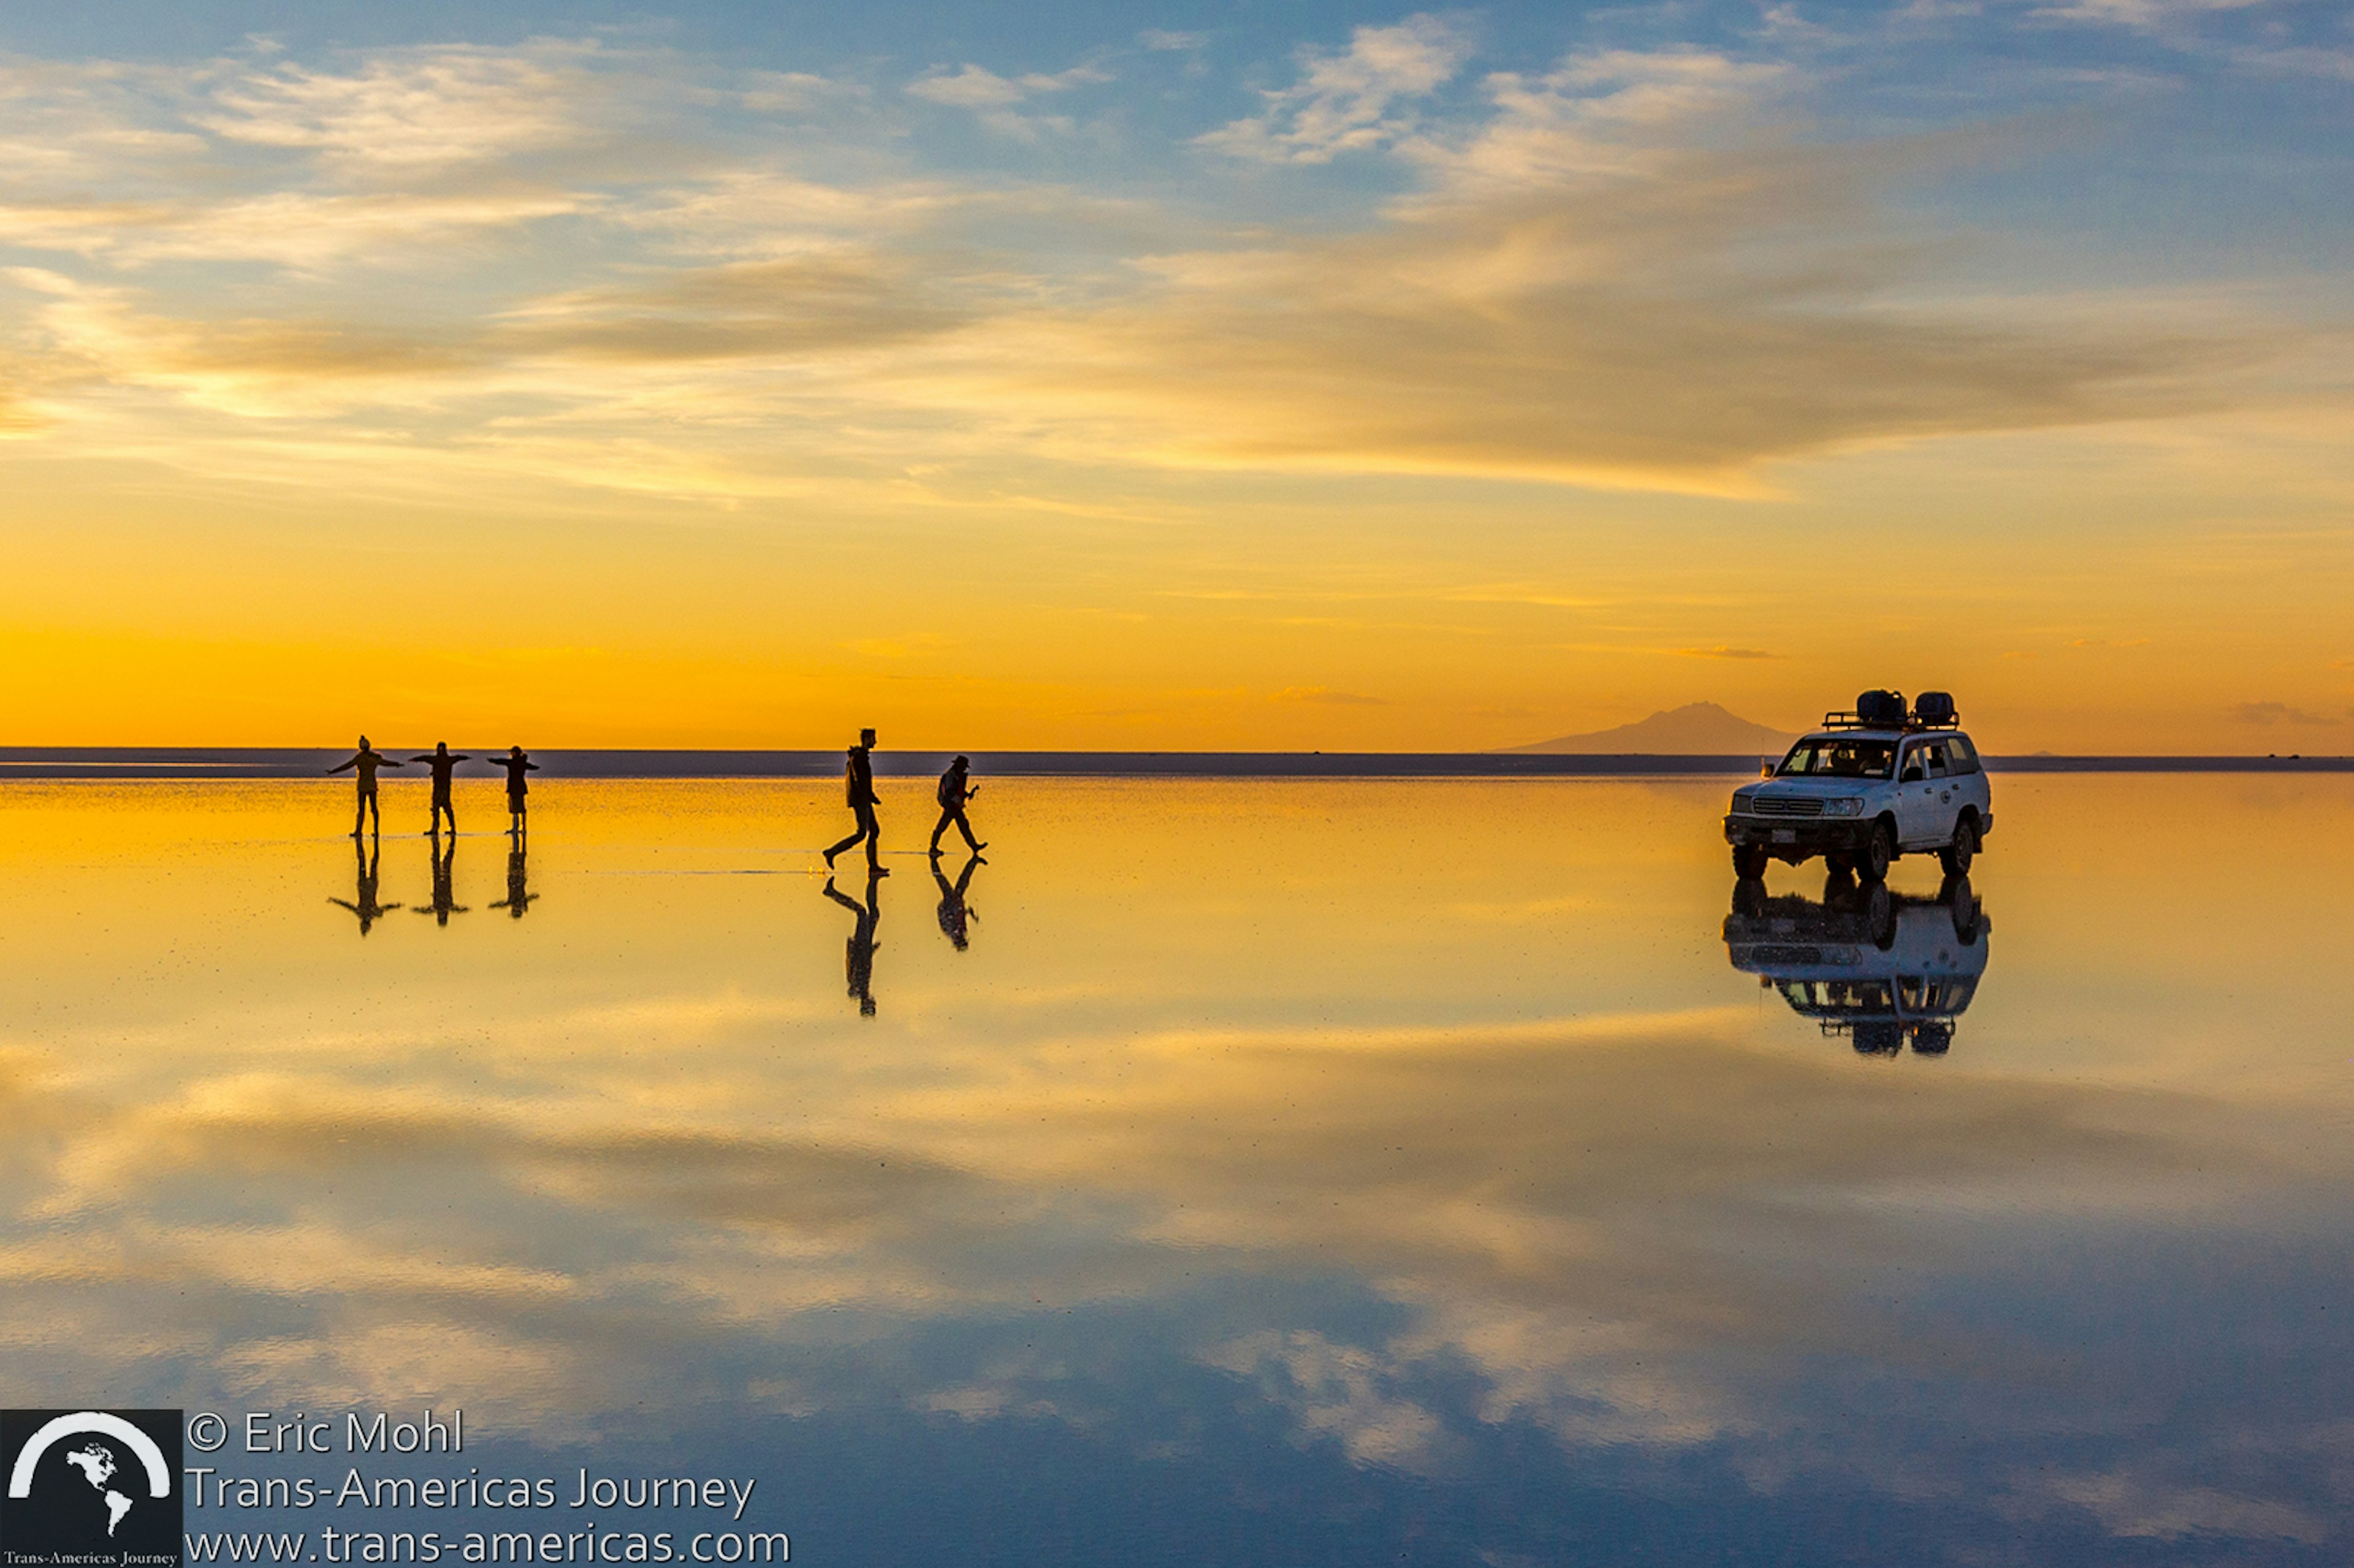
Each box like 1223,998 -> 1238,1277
410,741 -> 471,837
823,728 -> 886,876
327,735 -> 403,839
494,745 -> 539,835
928,755 -> 986,859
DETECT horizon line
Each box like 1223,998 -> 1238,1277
1,747 -> 2348,780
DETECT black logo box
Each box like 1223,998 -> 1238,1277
2,1410 -> 183,1563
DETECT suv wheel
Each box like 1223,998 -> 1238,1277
1732,845 -> 1769,879
1938,816 -> 1976,877
1856,821 -> 1894,883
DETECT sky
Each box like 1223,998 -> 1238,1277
0,0 -> 2348,752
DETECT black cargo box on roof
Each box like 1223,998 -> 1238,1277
1855,690 -> 1906,728
1914,691 -> 1957,727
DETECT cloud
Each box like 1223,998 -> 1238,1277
0,35 -> 2296,502
908,64 -> 1031,109
192,43 -> 612,176
502,253 -> 973,363
1198,14 -> 1474,163
1272,685 -> 1387,705
905,60 -> 1109,140
1140,31 -> 1207,53
2038,1467 -> 2330,1543
2031,0 -> 2269,34
1205,1331 -> 1461,1472
2231,701 -> 2342,726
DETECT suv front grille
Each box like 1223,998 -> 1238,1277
1750,797 -> 1825,818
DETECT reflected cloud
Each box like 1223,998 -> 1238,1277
4,765 -> 2352,1553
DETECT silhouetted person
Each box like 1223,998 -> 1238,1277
928,755 -> 986,858
932,851 -> 982,951
495,745 -> 539,835
327,735 -> 403,839
415,833 -> 468,926
329,835 -> 400,935
411,742 -> 471,837
823,866 -> 882,1016
489,840 -> 536,919
823,727 -> 886,876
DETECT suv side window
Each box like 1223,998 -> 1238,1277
1900,744 -> 1927,782
1946,736 -> 1979,774
1924,742 -> 1950,778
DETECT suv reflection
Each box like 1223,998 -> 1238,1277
1724,875 -> 1990,1056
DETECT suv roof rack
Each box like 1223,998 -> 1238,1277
1815,710 -> 1962,733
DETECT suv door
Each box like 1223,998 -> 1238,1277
1946,734 -> 1991,824
1894,740 -> 1950,847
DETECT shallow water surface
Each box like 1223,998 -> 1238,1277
2,776 -> 2349,1564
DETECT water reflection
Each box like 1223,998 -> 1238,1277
823,867 -> 883,1014
415,832 -> 468,926
6,777 -> 2353,1566
327,835 -> 400,935
488,839 -> 536,919
1725,873 -> 1989,1054
932,851 -> 983,951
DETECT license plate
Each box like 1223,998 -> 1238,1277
1772,829 -> 1796,844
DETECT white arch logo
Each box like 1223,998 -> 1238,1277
8,1413 -> 173,1500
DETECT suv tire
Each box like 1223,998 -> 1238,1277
1857,821 -> 1894,883
1732,844 -> 1769,879
1939,816 -> 1976,877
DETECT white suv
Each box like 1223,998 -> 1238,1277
1723,691 -> 1993,883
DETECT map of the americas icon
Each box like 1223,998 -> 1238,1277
63,1442 -> 136,1537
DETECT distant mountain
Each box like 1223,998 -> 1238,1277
1500,702 -> 1794,755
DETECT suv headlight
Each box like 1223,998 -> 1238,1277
1730,792 -> 1753,813
1823,797 -> 1865,817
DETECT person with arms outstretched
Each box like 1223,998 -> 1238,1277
823,728 -> 886,876
495,745 -> 539,835
411,741 -> 471,837
327,735 -> 403,839
928,755 -> 986,859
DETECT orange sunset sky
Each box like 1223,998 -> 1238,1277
2,4 -> 2349,753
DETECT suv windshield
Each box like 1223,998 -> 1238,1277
1777,738 -> 1897,779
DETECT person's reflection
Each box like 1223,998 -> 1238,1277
489,840 -> 536,919
328,835 -> 401,935
932,851 -> 983,952
414,834 -> 468,926
823,868 -> 883,1016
